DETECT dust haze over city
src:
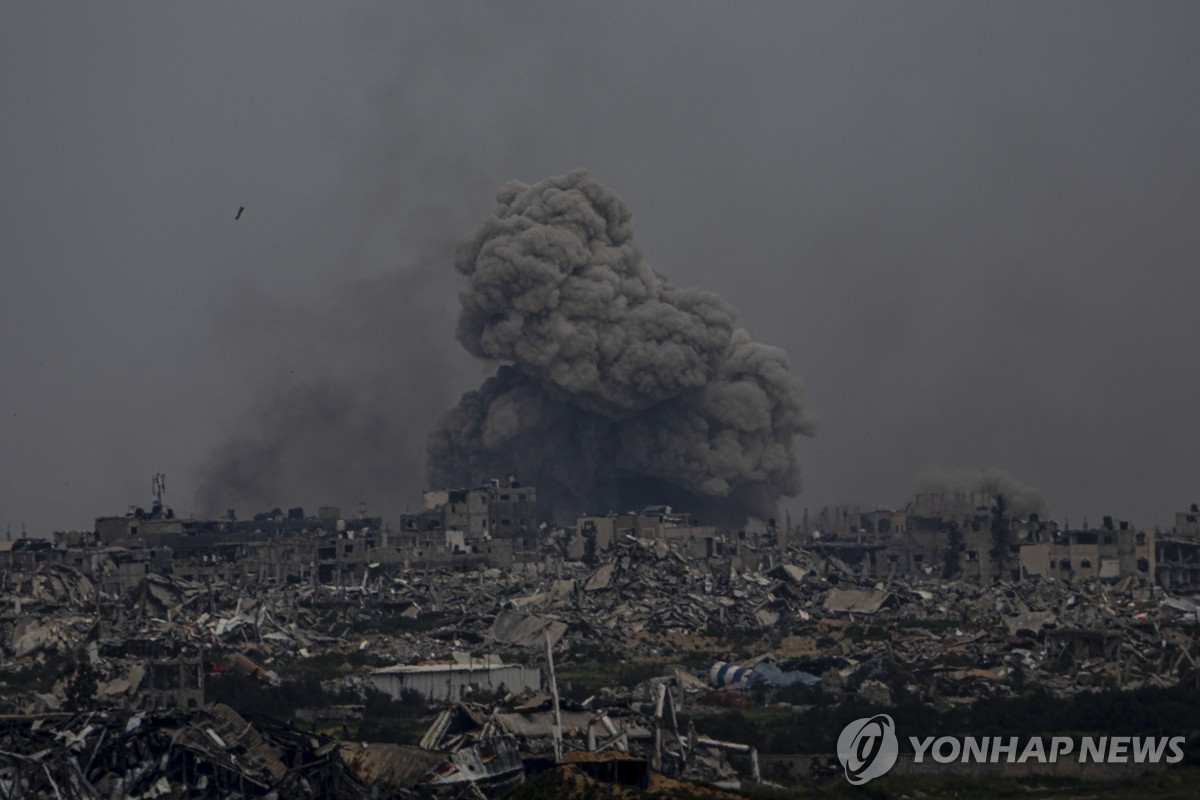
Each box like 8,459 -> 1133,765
8,5 -> 1200,797
3,2 -> 1199,535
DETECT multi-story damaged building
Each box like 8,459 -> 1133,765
808,502 -> 1014,583
806,499 -> 1159,586
402,476 -> 538,548
1175,504 -> 1200,536
1154,503 -> 1200,589
1020,517 -> 1155,582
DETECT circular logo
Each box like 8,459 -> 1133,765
836,714 -> 899,785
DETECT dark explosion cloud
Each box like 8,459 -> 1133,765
426,169 -> 815,525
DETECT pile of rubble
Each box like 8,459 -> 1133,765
414,681 -> 755,793
4,536 -> 1199,710
2,533 -> 1199,795
0,703 -> 365,799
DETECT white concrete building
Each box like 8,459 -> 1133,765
369,656 -> 541,703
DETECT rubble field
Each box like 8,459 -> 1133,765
3,536 -> 1198,797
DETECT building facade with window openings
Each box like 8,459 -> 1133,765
806,502 -> 1159,585
1153,504 -> 1200,589
405,476 -> 538,546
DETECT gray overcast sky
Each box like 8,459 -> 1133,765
2,2 -> 1198,533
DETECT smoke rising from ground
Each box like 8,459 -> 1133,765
913,466 -> 1050,520
194,264 -> 465,520
427,169 -> 815,524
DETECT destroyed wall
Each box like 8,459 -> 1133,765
441,486 -> 491,539
955,530 -> 1006,582
1157,510 -> 1200,589
397,512 -> 447,542
488,483 -> 537,539
1024,529 -> 1154,583
445,528 -> 467,552
1020,543 -> 1052,577
95,515 -> 184,545
882,530 -> 951,580
1064,542 -> 1100,579
95,551 -> 157,596
0,546 -> 58,576
817,507 -> 908,538
1155,535 -> 1200,589
422,489 -> 450,511
414,478 -> 539,544
577,515 -> 621,552
404,543 -> 497,572
54,530 -> 96,547
1175,506 -> 1200,536
634,513 -> 715,542
390,529 -> 520,569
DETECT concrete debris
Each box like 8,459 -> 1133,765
339,742 -> 443,791
4,509 -> 1200,796
4,538 -> 1198,713
217,651 -> 280,685
489,609 -> 567,649
823,587 -> 893,614
414,687 -> 749,791
0,703 -> 366,798
582,563 -> 616,592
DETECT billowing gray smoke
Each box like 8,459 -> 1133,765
913,466 -> 1050,520
427,169 -> 815,524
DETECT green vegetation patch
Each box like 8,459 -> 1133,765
0,666 -> 59,696
558,660 -> 674,699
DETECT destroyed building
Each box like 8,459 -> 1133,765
1175,503 -> 1200,536
806,498 -> 1160,587
1021,517 -> 1155,582
0,703 -> 368,798
1155,503 -> 1200,589
809,503 -> 1032,583
402,475 -> 538,545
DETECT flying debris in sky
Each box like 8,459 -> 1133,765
426,169 -> 815,525
235,206 -> 244,220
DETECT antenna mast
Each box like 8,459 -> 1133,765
152,472 -> 166,510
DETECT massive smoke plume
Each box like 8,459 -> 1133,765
427,169 -> 815,524
912,466 -> 1050,520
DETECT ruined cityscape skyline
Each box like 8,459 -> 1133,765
4,3 -> 1200,535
